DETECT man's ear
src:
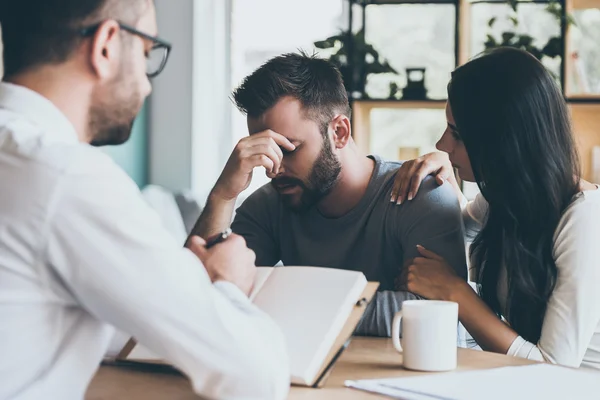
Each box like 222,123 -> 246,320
331,114 -> 351,149
87,20 -> 122,80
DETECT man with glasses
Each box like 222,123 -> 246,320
0,1 -> 289,399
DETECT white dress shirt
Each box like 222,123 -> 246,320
463,189 -> 600,369
0,82 -> 290,400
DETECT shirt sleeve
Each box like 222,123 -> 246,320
47,154 -> 290,400
463,192 -> 488,241
231,186 -> 281,266
399,177 -> 468,280
354,291 -> 419,337
506,194 -> 600,367
356,178 -> 468,337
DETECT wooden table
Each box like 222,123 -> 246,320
87,337 -> 535,399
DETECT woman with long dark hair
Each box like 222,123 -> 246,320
392,47 -> 600,368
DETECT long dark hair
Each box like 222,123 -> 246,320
448,47 -> 580,343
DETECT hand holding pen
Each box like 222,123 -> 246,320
204,228 -> 233,249
187,228 -> 257,296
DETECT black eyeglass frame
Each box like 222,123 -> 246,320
80,21 -> 172,78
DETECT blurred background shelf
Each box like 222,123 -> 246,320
21,0 -> 593,197
339,0 -> 600,184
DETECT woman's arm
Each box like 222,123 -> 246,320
467,190 -> 600,366
528,193 -> 600,367
404,247 -> 519,354
449,281 -> 520,354
408,190 -> 600,367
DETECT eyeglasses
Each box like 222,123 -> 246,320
80,21 -> 172,78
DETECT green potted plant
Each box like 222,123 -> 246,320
314,29 -> 398,99
483,0 -> 575,62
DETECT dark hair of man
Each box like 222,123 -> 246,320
0,0 -> 148,78
232,51 -> 351,136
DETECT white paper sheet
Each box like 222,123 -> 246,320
345,364 -> 600,400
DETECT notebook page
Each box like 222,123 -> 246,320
126,344 -> 161,361
346,364 -> 600,400
249,267 -> 274,301
252,266 -> 367,385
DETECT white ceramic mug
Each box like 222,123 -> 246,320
392,300 -> 459,371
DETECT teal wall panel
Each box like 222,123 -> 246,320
103,103 -> 148,187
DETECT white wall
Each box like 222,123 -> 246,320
149,0 -> 195,192
150,0 -> 232,202
191,0 -> 233,202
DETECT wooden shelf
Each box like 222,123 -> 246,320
468,0 -> 554,4
351,100 -> 447,155
567,94 -> 600,103
348,0 -> 599,181
570,0 -> 600,9
569,103 -> 600,181
364,0 -> 458,4
352,99 -> 447,109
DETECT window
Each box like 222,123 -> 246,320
567,8 -> 600,95
470,1 -> 561,78
369,107 -> 446,161
364,4 -> 457,100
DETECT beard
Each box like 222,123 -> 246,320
271,136 -> 342,213
89,58 -> 143,147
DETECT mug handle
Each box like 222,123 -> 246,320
392,311 -> 403,352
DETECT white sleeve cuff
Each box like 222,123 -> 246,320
213,281 -> 252,307
507,336 -> 546,362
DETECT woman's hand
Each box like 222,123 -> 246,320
402,247 -> 521,355
401,245 -> 466,301
391,152 -> 454,204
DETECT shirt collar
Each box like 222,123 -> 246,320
0,81 -> 80,145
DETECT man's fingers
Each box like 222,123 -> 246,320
252,129 -> 296,152
191,235 -> 206,245
188,236 -> 208,260
246,154 -> 275,174
271,134 -> 296,152
246,144 -> 282,174
269,138 -> 285,164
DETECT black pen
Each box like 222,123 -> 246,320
205,228 -> 233,249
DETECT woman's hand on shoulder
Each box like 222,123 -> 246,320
390,152 -> 454,205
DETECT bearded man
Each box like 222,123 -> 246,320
192,52 -> 468,336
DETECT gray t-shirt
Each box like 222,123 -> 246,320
232,155 -> 467,336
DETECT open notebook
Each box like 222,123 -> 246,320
115,266 -> 378,387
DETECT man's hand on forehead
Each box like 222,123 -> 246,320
212,130 -> 296,200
